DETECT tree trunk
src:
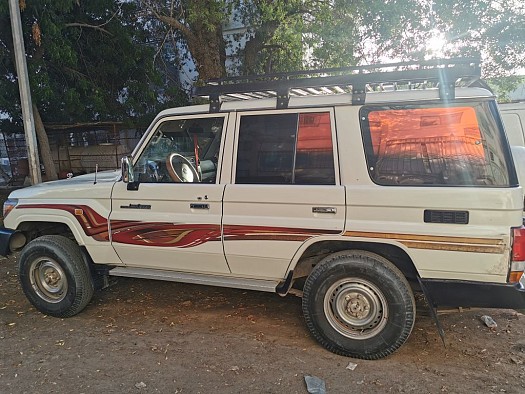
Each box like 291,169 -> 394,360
32,104 -> 58,181
184,22 -> 226,81
153,2 -> 226,81
243,20 -> 280,75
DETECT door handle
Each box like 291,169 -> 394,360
190,203 -> 210,210
312,207 -> 337,214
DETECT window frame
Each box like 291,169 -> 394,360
131,113 -> 229,185
232,107 -> 340,186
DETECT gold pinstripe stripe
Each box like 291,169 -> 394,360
344,231 -> 505,254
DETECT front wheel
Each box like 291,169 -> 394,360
302,250 -> 415,359
19,235 -> 94,318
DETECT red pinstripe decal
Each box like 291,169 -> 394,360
110,221 -> 221,248
17,204 -> 110,241
17,205 -> 340,247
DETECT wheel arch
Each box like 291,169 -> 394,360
288,238 -> 419,283
14,216 -> 86,247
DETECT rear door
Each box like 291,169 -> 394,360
222,109 -> 346,279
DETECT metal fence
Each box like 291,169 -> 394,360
0,124 -> 144,185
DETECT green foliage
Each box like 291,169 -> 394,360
3,0 -> 522,132
488,76 -> 525,103
0,0 -> 187,132
234,0 -> 321,74
428,0 -> 525,78
186,0 -> 228,32
141,0 -> 524,102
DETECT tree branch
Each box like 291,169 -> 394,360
155,14 -> 195,43
64,23 -> 113,36
140,1 -> 195,43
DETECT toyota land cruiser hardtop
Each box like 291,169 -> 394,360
1,59 -> 525,360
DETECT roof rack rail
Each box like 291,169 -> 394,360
193,58 -> 482,113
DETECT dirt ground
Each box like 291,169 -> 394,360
0,252 -> 524,394
0,186 -> 524,393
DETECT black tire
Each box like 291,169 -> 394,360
19,235 -> 94,318
302,250 -> 415,360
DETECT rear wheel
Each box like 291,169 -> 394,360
19,235 -> 94,317
302,250 -> 415,359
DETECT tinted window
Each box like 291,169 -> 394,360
236,112 -> 335,185
361,102 -> 511,186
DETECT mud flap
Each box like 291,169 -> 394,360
276,270 -> 294,296
80,247 -> 115,290
418,276 -> 446,347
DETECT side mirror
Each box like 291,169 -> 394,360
121,156 -> 134,183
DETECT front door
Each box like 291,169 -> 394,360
110,113 -> 230,274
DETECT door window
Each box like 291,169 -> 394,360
134,117 -> 224,183
235,112 -> 335,184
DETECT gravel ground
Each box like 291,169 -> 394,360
1,251 -> 525,393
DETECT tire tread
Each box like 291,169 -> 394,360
19,235 -> 94,318
302,250 -> 415,360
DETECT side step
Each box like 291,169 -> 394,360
109,267 -> 280,293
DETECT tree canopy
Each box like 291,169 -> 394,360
0,0 -> 187,132
1,0 -> 522,182
1,0 -> 524,134
141,0 -> 525,85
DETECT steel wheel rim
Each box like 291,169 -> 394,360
323,278 -> 388,340
29,257 -> 68,303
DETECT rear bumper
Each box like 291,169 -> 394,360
421,278 -> 525,309
0,228 -> 18,256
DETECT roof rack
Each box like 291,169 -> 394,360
193,58 -> 482,113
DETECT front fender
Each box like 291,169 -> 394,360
9,212 -> 88,246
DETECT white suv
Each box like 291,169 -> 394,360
1,59 -> 524,360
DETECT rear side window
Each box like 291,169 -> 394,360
236,112 -> 335,185
361,102 -> 511,186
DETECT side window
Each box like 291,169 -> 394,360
235,112 -> 335,185
134,117 -> 224,183
361,103 -> 511,186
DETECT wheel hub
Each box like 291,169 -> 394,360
44,268 -> 61,286
345,293 -> 371,319
324,278 -> 389,340
29,258 -> 68,303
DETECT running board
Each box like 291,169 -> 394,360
109,267 -> 279,293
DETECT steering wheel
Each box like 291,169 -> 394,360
166,153 -> 200,183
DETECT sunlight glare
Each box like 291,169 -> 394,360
425,29 -> 448,59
